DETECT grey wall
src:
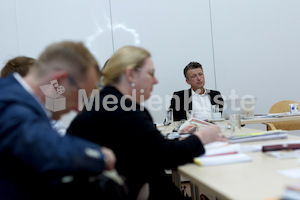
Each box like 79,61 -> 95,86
1,0 -> 300,128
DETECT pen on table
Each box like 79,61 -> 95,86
205,152 -> 238,157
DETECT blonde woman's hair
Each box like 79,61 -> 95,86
101,46 -> 151,86
32,41 -> 99,80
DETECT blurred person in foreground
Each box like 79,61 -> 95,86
1,56 -> 67,136
67,46 -> 227,200
0,41 -> 116,199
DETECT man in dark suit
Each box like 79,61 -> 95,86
0,41 -> 116,199
170,62 -> 223,121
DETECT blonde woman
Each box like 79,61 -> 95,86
68,46 -> 226,200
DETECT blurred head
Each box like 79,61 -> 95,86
101,46 -> 158,102
1,56 -> 36,77
31,41 -> 100,118
184,62 -> 205,92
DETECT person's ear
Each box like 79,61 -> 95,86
52,71 -> 69,81
124,68 -> 136,84
186,78 -> 190,85
49,71 -> 68,84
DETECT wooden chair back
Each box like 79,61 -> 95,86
266,100 -> 300,130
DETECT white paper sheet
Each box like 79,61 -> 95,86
278,168 -> 300,179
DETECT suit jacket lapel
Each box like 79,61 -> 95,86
207,89 -> 214,105
188,88 -> 192,110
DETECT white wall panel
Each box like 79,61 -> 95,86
2,0 -> 300,125
14,0 -> 113,67
110,0 -> 215,122
211,0 -> 300,116
0,1 -> 19,67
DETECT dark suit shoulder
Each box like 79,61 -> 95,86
172,89 -> 190,96
207,89 -> 221,95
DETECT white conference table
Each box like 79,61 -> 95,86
174,128 -> 300,200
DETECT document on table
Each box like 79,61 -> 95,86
278,168 -> 300,179
266,150 -> 300,159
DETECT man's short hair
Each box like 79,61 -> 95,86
183,62 -> 203,79
33,41 -> 99,81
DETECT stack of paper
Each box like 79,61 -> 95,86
229,130 -> 288,143
194,143 -> 252,166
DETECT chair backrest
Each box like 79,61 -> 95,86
267,100 -> 300,130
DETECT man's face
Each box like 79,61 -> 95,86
185,68 -> 205,92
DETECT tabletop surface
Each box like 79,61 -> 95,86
177,129 -> 300,200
